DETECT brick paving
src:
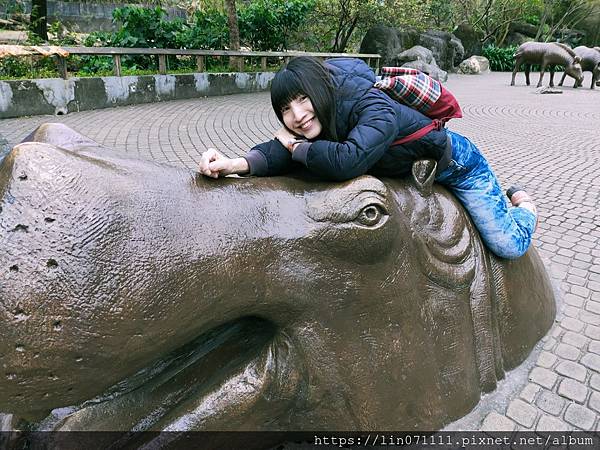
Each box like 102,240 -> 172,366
1,71 -> 600,431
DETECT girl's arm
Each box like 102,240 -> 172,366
198,148 -> 249,178
291,89 -> 398,181
198,138 -> 296,178
243,137 -> 297,176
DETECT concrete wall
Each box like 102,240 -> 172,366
0,71 -> 275,119
0,1 -> 187,31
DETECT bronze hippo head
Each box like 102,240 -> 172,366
0,124 -> 555,441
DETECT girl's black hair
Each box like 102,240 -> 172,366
270,56 -> 338,141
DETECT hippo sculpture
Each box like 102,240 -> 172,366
511,41 -> 584,88
559,46 -> 600,89
0,124 -> 555,445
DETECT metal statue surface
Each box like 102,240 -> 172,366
0,124 -> 555,444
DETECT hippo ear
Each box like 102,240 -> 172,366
411,159 -> 437,196
20,123 -> 105,152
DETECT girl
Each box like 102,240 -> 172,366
198,56 -> 537,259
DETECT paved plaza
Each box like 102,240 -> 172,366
1,71 -> 600,432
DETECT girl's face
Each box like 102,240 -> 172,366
282,95 -> 323,139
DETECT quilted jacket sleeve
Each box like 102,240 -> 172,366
291,89 -> 399,181
244,139 -> 296,176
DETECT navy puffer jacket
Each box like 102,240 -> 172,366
245,58 -> 451,181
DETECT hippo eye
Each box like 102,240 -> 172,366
356,204 -> 387,227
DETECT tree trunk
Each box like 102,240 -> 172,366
333,15 -> 358,53
30,0 -> 48,41
535,2 -> 550,41
224,0 -> 243,71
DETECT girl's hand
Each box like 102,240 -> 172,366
274,127 -> 305,153
274,127 -> 297,151
198,148 -> 249,178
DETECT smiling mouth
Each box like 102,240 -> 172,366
299,118 -> 314,131
39,317 -> 302,438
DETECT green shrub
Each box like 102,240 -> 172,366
482,45 -> 518,71
75,6 -> 189,74
113,6 -> 187,49
47,22 -> 79,46
1,3 -> 315,79
182,7 -> 229,49
0,56 -> 59,79
239,0 -> 316,51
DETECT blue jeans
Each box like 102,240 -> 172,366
435,130 -> 536,259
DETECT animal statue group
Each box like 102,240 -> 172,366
511,41 -> 584,88
0,124 -> 556,448
559,46 -> 600,89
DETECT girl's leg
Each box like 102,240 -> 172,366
436,130 -> 537,259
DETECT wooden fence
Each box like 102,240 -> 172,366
53,47 -> 381,79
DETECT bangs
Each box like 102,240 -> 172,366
269,56 -> 337,140
270,69 -> 306,116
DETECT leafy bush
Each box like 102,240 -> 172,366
111,6 -> 186,49
93,2 -> 317,52
0,2 -> 315,79
73,2 -> 316,74
76,6 -> 190,74
47,22 -> 79,45
0,11 -> 74,78
482,45 -> 518,71
239,0 -> 315,51
0,56 -> 59,79
178,0 -> 316,51
181,7 -> 229,49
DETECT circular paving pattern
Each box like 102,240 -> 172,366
1,71 -> 600,432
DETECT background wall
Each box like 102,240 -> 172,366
0,71 -> 275,119
0,1 -> 186,31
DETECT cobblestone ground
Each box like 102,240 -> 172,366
1,71 -> 600,432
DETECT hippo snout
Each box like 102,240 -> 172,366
0,128 -> 400,426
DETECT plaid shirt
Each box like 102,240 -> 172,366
377,67 -> 441,113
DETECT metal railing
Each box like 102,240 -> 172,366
52,47 -> 381,79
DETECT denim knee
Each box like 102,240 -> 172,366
484,209 -> 536,259
488,241 -> 530,260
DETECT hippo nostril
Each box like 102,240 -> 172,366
13,308 -> 29,322
47,259 -> 59,269
53,321 -> 63,331
9,265 -> 19,272
10,224 -> 28,233
44,217 -> 56,223
18,173 -> 27,180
